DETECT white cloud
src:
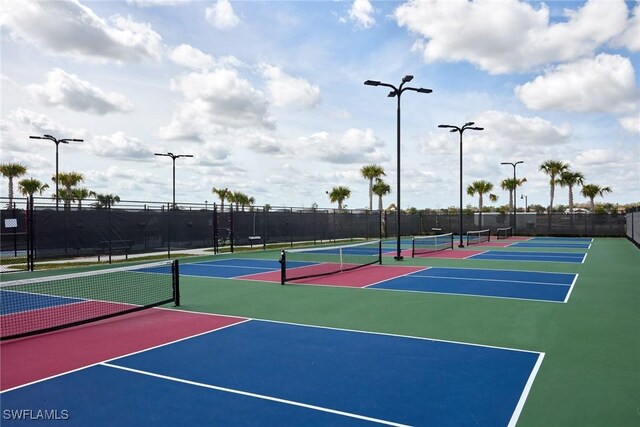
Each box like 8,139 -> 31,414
1,0 -> 163,62
394,0 -> 630,74
349,0 -> 375,29
205,0 -> 239,29
159,69 -> 273,140
169,45 -> 215,71
126,0 -> 191,7
612,2 -> 640,52
259,63 -> 321,109
27,69 -> 134,115
574,149 -> 615,167
86,131 -> 153,159
619,115 -> 640,134
515,54 -> 639,114
299,128 -> 389,164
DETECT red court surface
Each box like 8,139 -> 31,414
0,309 -> 245,391
469,241 -> 513,247
238,265 -> 425,287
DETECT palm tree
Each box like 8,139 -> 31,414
539,160 -> 569,213
18,178 -> 49,197
328,186 -> 351,210
559,170 -> 585,214
581,184 -> 612,212
500,177 -> 527,213
0,163 -> 28,207
71,187 -> 96,210
212,187 -> 231,212
372,178 -> 391,212
360,164 -> 385,211
54,171 -> 84,210
93,193 -> 120,208
467,180 -> 498,228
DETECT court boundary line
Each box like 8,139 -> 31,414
0,317 -> 250,394
101,362 -> 410,427
563,274 -> 580,303
401,274 -> 573,287
466,251 -> 587,264
508,352 -> 545,427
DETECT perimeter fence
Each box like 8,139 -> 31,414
626,207 -> 640,248
0,197 -> 630,271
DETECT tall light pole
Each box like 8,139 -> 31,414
501,161 -> 524,233
29,134 -> 83,211
364,75 -> 432,260
521,194 -> 528,212
438,123 -> 483,248
154,152 -> 194,208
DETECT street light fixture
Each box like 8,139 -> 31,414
501,161 -> 524,233
364,75 -> 432,260
438,122 -> 483,247
29,134 -> 83,210
521,194 -> 528,212
154,152 -> 194,209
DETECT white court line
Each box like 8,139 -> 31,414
403,274 -> 573,287
101,362 -> 410,427
563,274 -> 580,303
508,352 -> 545,427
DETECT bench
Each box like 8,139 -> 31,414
248,236 -> 262,247
97,240 -> 133,261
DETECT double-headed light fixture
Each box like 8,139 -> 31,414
501,160 -> 524,231
29,134 -> 84,210
437,122 -> 483,248
154,152 -> 194,209
364,75 -> 432,260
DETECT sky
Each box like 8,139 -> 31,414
1,0 -> 638,211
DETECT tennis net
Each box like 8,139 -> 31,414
412,233 -> 454,257
280,240 -> 382,284
466,229 -> 490,246
0,259 -> 179,341
496,227 -> 513,239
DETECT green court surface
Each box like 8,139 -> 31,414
5,237 -> 639,426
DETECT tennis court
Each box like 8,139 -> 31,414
1,312 -> 542,427
466,250 -> 587,263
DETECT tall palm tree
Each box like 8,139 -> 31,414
467,180 -> 498,228
212,187 -> 231,212
500,177 -> 527,213
581,184 -> 612,212
0,163 -> 27,207
54,171 -> 84,210
328,186 -> 351,210
372,178 -> 391,212
18,178 -> 49,197
93,193 -> 120,208
71,187 -> 96,210
559,170 -> 585,214
539,160 -> 569,213
360,164 -> 385,211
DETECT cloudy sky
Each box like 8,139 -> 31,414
1,0 -> 638,210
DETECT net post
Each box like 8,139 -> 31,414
411,237 -> 415,258
279,249 -> 286,285
172,259 -> 181,306
378,239 -> 382,264
229,204 -> 234,253
213,203 -> 218,254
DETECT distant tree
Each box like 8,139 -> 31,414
581,184 -> 613,212
528,204 -> 546,214
18,178 -> 49,198
54,171 -> 84,210
500,177 -> 527,213
559,170 -> 585,214
212,187 -> 231,212
360,164 -> 386,211
328,186 -> 351,210
0,163 -> 28,207
93,193 -> 120,208
71,187 -> 96,210
372,178 -> 391,212
539,160 -> 569,213
467,180 -> 498,228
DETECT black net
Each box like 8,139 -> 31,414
0,259 -> 178,340
496,227 -> 513,239
466,229 -> 491,246
412,233 -> 454,257
281,239 -> 382,283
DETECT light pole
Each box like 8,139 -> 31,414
29,134 -> 83,211
521,194 -> 528,212
364,75 -> 432,260
438,123 -> 483,247
154,152 -> 194,208
501,161 -> 524,233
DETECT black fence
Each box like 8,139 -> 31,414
626,208 -> 640,248
0,196 -> 632,272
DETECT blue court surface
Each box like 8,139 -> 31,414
527,237 -> 593,243
510,242 -> 591,249
370,267 -> 577,303
1,319 -> 544,427
468,251 -> 587,263
179,258 -> 283,278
